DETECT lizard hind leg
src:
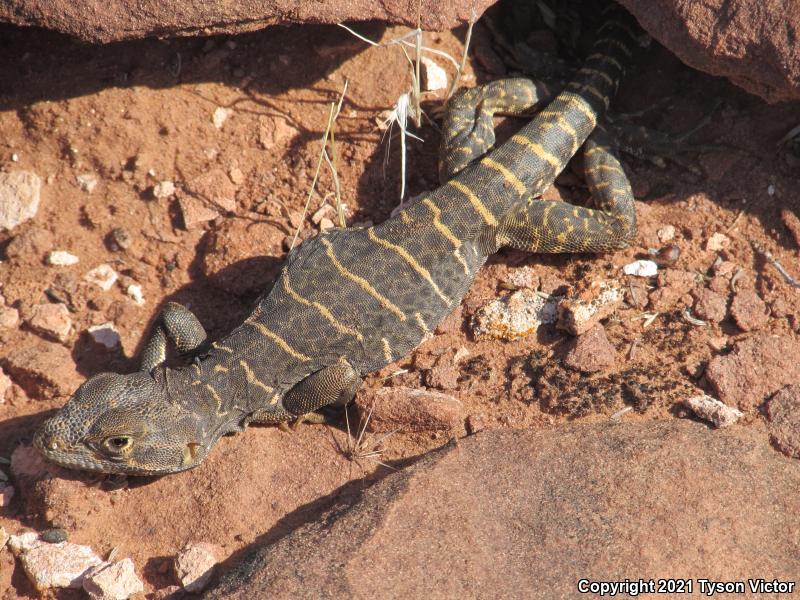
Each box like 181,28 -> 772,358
604,100 -> 725,174
439,78 -> 558,182
492,124 -> 637,254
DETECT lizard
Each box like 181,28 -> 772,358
35,4 -> 640,475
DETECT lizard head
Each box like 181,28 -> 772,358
35,371 -> 211,475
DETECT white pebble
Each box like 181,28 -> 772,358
76,173 -> 98,193
47,250 -> 79,266
472,289 -> 558,340
126,284 -> 145,306
685,394 -> 743,428
84,264 -> 118,291
0,170 -> 41,231
8,532 -> 104,590
767,184 -> 775,196
420,56 -> 448,92
152,180 -> 176,199
88,323 -> 121,349
83,558 -> 144,600
657,225 -> 676,243
705,232 -> 730,251
623,259 -> 658,277
212,107 -> 232,129
174,542 -> 221,593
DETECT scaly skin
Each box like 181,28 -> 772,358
35,7 -> 638,475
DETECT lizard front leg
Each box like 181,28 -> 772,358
140,302 -> 208,372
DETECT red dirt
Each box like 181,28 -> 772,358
1,12 -> 799,599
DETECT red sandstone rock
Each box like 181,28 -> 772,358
204,422 -> 800,599
766,384 -> 800,459
705,334 -> 800,411
563,324 -> 617,374
355,386 -> 463,434
730,289 -> 769,331
174,542 -> 221,593
556,280 -> 622,336
0,0 -> 493,43
26,302 -> 72,343
692,288 -> 728,323
617,0 -> 800,103
2,336 -> 81,399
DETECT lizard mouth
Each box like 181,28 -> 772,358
34,429 -> 110,472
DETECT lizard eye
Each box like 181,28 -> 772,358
104,436 -> 132,452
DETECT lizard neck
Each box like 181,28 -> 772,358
160,363 -> 256,440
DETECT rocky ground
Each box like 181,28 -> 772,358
1,4 -> 800,598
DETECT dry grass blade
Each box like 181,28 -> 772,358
291,80 -> 348,248
777,123 -> 800,147
446,17 -> 475,99
337,17 -> 466,203
343,403 -> 398,470
328,80 -> 348,227
751,240 -> 800,288
682,309 -> 707,327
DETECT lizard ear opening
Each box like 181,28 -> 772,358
183,442 -> 202,465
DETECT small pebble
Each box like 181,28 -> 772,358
685,394 -> 743,428
420,56 -> 448,91
311,204 -> 336,225
212,107 -> 232,129
88,324 -> 121,349
83,558 -> 144,600
0,484 -> 14,507
0,306 -> 20,328
85,264 -> 119,291
0,367 -> 11,403
109,227 -> 131,250
623,259 -> 658,278
126,284 -> 145,306
28,303 -> 72,342
556,280 -> 622,336
46,250 -> 80,266
656,225 -> 676,243
174,542 -> 221,593
228,166 -> 244,185
0,170 -> 41,231
318,217 -> 335,231
152,181 -> 176,199
472,289 -> 557,340
766,385 -> 800,458
705,232 -> 730,252
8,532 -> 104,590
465,414 -> 486,435
40,529 -> 68,544
76,173 -> 98,193
651,244 -> 681,267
